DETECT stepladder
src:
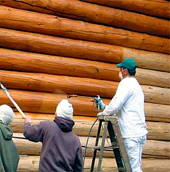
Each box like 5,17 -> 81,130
90,115 -> 132,172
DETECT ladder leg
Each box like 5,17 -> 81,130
97,120 -> 108,172
108,121 -> 124,170
109,120 -> 132,172
90,119 -> 103,172
107,117 -> 132,172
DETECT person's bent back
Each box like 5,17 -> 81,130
23,99 -> 84,172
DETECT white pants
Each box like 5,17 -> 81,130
123,135 -> 146,172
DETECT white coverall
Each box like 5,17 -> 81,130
103,77 -> 148,172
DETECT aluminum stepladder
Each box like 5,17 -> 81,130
90,116 -> 132,172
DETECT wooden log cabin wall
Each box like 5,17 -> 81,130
0,0 -> 169,171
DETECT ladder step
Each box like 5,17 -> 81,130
93,145 -> 119,150
111,141 -> 119,148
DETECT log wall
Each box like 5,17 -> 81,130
0,0 -> 169,171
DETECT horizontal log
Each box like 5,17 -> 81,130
0,29 -> 169,72
13,133 -> 170,158
85,158 -> 170,172
0,49 -> 170,87
10,116 -> 170,141
0,70 -> 118,99
136,68 -> 170,88
0,71 -> 169,105
80,0 -> 170,19
0,0 -> 169,37
0,89 -> 169,116
142,85 -> 170,105
0,49 -> 120,82
17,156 -> 170,172
0,89 -> 98,115
144,103 -> 170,122
0,6 -> 169,54
83,139 -> 170,159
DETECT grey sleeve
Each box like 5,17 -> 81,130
23,122 -> 44,142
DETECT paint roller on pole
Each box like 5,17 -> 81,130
0,82 -> 26,118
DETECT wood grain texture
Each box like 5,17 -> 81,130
0,6 -> 169,54
10,117 -> 170,141
0,29 -> 169,72
0,89 -> 169,117
0,0 -> 169,37
17,156 -> 170,172
80,0 -> 170,19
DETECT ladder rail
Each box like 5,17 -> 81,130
90,116 -> 132,172
107,121 -> 125,169
109,117 -> 132,171
97,120 -> 108,172
90,119 -> 103,172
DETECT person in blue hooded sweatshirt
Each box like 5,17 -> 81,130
0,104 -> 20,172
23,99 -> 84,172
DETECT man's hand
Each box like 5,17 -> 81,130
97,112 -> 103,118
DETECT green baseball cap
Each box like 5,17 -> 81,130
116,58 -> 137,70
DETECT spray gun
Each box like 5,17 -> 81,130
94,95 -> 103,111
67,94 -> 104,111
0,82 -> 26,118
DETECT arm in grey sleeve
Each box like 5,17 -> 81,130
23,122 -> 44,142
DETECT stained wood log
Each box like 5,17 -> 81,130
0,90 -> 169,115
142,85 -> 170,105
0,70 -> 119,98
136,68 -> 170,88
146,122 -> 170,141
0,0 -> 169,37
13,134 -> 170,158
144,103 -> 170,122
0,71 -> 169,105
17,156 -> 170,172
0,6 -> 169,54
0,50 -> 121,82
0,50 -> 170,87
10,117 -> 170,141
83,139 -> 170,158
80,0 -> 170,19
0,89 -> 98,115
0,29 -> 169,72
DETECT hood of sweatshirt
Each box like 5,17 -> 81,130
0,121 -> 13,140
54,117 -> 75,132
